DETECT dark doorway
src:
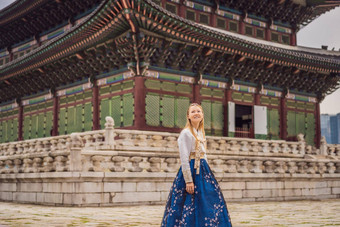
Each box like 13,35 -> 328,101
235,104 -> 253,138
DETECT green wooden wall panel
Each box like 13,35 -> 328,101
31,115 -> 38,139
112,96 -> 122,128
306,113 -> 315,145
23,116 -> 30,140
37,113 -> 45,138
0,121 -> 3,143
75,104 -> 83,132
268,109 -> 280,139
175,97 -> 190,128
2,121 -> 8,142
67,106 -> 75,134
162,82 -> 176,92
5,120 -> 10,142
212,102 -> 223,131
100,98 -> 111,128
296,112 -> 305,135
202,100 -> 212,130
146,93 -> 160,126
287,111 -> 296,137
12,119 -> 18,142
123,94 -> 134,127
84,103 -> 92,131
162,95 -> 175,127
59,108 -> 66,135
45,111 -> 53,137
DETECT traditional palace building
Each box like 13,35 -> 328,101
1,0 -> 340,147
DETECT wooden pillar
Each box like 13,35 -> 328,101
18,103 -> 23,141
255,87 -> 261,105
193,82 -> 201,104
290,30 -> 297,46
8,48 -> 13,62
179,0 -> 186,18
224,86 -> 232,136
239,15 -> 245,35
134,76 -> 146,129
210,7 -> 216,27
265,22 -> 271,41
280,94 -> 287,140
92,80 -> 100,130
52,94 -> 59,136
315,101 -> 321,148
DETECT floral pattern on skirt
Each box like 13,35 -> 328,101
161,159 -> 232,227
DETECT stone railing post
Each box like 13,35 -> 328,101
68,133 -> 84,171
103,116 -> 115,150
297,133 -> 305,155
319,136 -> 328,156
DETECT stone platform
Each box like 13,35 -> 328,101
0,199 -> 339,226
1,118 -> 340,206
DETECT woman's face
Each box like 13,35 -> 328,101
187,105 -> 204,125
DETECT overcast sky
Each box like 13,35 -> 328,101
1,1 -> 339,114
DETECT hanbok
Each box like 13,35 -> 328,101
161,128 -> 232,227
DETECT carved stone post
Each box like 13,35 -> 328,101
320,136 -> 328,156
69,133 -> 83,171
103,116 -> 115,150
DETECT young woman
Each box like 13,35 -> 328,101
161,103 -> 232,227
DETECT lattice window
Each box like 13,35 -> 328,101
100,94 -> 134,128
58,91 -> 93,135
267,108 -> 280,140
199,13 -> 209,25
256,28 -> 264,39
146,93 -> 160,127
0,113 -> 18,143
287,111 -> 315,145
186,10 -> 196,21
306,113 -> 315,145
23,101 -> 53,140
229,21 -> 238,32
217,18 -> 226,29
282,35 -> 290,45
201,100 -> 224,136
166,3 -> 177,14
245,26 -> 253,36
271,32 -> 279,42
145,93 -> 190,128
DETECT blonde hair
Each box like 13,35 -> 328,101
184,103 -> 206,150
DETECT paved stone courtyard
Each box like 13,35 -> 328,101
0,199 -> 339,226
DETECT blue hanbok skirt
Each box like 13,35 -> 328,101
161,159 -> 232,227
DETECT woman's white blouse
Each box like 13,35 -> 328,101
178,128 -> 207,183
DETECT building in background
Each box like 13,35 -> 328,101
321,113 -> 340,144
1,0 -> 340,148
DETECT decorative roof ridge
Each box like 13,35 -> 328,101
200,24 -> 340,58
0,0 -> 105,73
0,0 -> 45,26
0,0 -> 25,16
144,0 -> 340,65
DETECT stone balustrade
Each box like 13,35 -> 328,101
0,118 -> 339,175
1,117 -> 340,206
319,136 -> 340,157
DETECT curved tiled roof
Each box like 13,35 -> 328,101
0,0 -> 339,102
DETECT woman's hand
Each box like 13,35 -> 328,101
186,182 -> 194,194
